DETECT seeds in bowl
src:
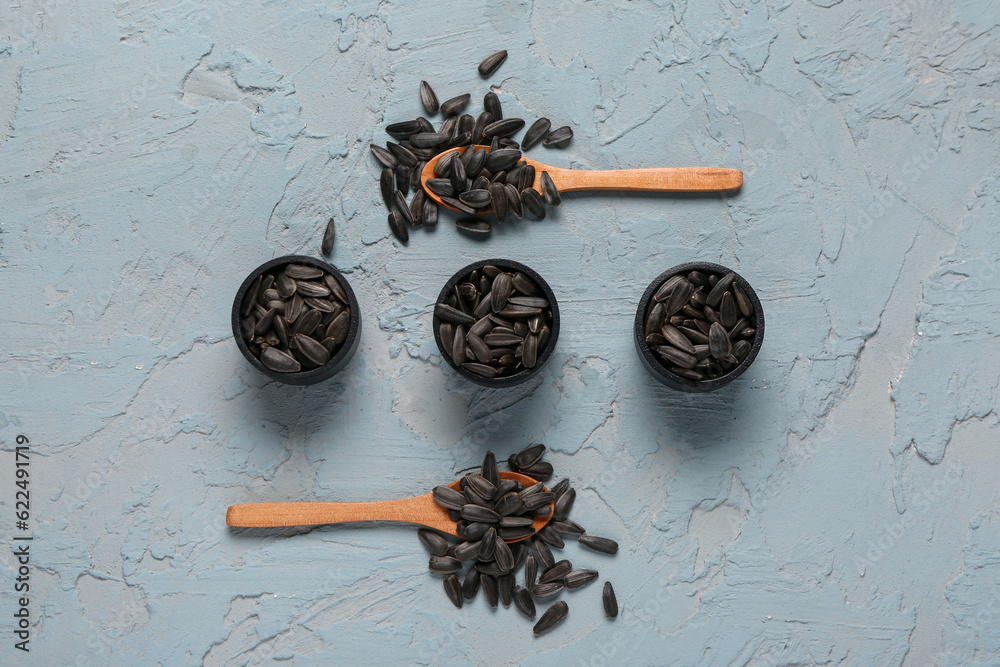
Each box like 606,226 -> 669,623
642,270 -> 757,381
372,52 -> 574,240
435,266 -> 554,379
420,446 -> 620,636
238,264 -> 352,373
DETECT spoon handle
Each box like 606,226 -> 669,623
226,494 -> 449,530
547,166 -> 742,193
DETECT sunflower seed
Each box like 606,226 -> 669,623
418,529 -> 449,556
483,91 -> 503,119
513,585 -> 536,618
720,291 -> 737,328
425,178 -> 455,197
370,144 -> 398,169
603,581 -> 618,617
259,347 -> 300,373
494,492 -> 524,517
562,569 -> 598,590
466,147 -> 487,178
536,524 -> 564,549
388,211 -> 408,243
531,582 -> 564,599
494,535 -> 514,572
732,339 -> 751,361
661,325 -> 697,355
455,218 -> 491,235
293,334 -> 330,366
477,573 -> 498,608
417,80 -> 439,114
520,460 -> 554,481
578,535 -> 619,555
517,332 -> 537,369
443,196 -> 479,214
458,189 -> 491,208
434,303 -> 476,326
478,50 -> 508,76
679,326 -> 709,345
432,485 -> 466,510
481,450 -> 500,486
461,504 -> 500,523
539,560 -> 572,583
521,117 -> 551,151
465,473 -> 496,499
296,281 -> 331,298
498,573 -> 514,607
547,489 -> 574,523
386,141 -> 417,167
484,148 -> 521,173
453,539 -> 481,562
664,279 -> 694,316
706,271 -> 736,308
499,516 -> 534,528
708,322 -> 731,359
543,126 -> 573,147
478,527 -> 498,560
521,188 -> 546,220
462,568 -> 481,600
532,537 -> 555,571
484,118 -> 525,139
487,182 -> 507,224
440,93 -> 471,116
440,574 -> 463,608
429,555 -> 462,573
386,120 -> 422,136
551,520 -> 585,537
656,345 -> 697,369
499,525 -> 535,540
319,217 -> 336,255
538,172 -> 560,207
471,111 -> 494,145
732,281 -> 753,317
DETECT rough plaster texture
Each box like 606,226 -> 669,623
1,0 -> 999,664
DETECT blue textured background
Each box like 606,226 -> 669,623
2,1 -> 999,664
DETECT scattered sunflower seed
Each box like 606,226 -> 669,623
478,50 -> 508,77
420,80 -> 439,114
533,601 -> 569,635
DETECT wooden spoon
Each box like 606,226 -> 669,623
226,471 -> 551,543
421,145 -> 743,213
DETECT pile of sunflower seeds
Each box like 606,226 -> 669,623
374,50 -> 573,242
420,445 -> 619,636
643,269 -> 757,381
434,265 -> 554,379
238,264 -> 351,373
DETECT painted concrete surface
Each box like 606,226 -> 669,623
1,0 -> 999,664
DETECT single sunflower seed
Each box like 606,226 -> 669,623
420,80 -> 439,114
578,535 -> 619,555
522,118 -> 551,150
603,581 -> 618,617
478,50 -> 508,77
543,126 -> 573,147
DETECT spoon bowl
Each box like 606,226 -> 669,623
226,470 -> 552,543
421,145 -> 743,214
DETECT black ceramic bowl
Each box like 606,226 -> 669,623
634,262 -> 764,392
433,258 -> 560,388
231,255 -> 361,385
